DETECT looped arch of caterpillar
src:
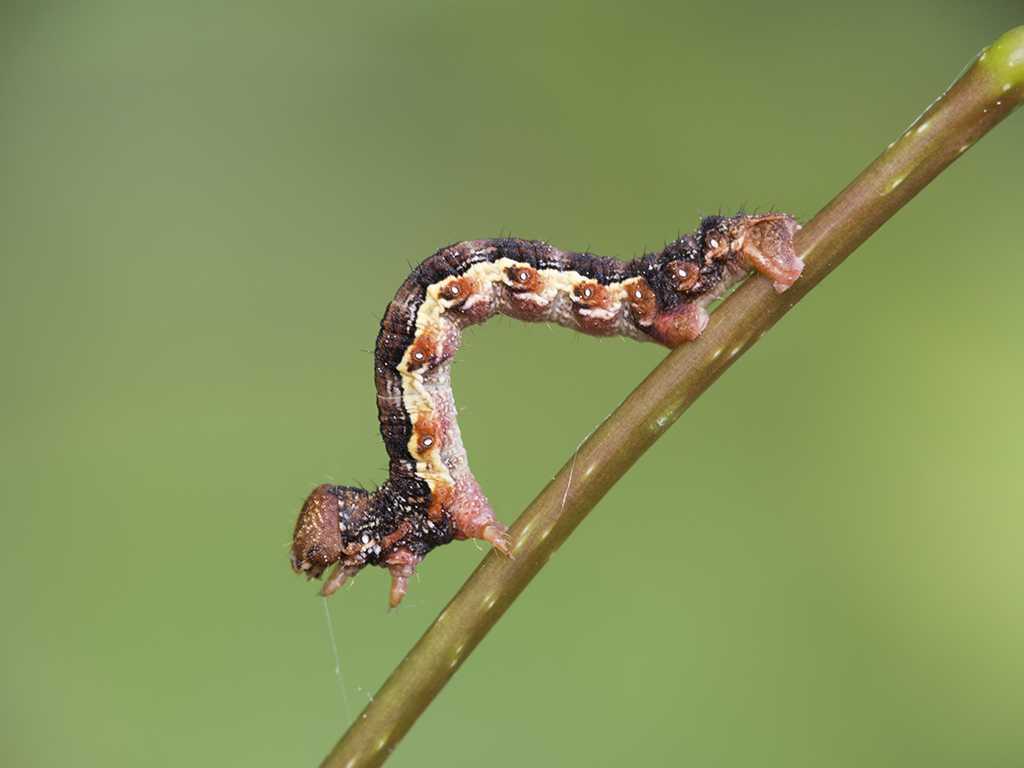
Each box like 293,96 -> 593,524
290,213 -> 803,607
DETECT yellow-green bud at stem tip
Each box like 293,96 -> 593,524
978,26 -> 1024,100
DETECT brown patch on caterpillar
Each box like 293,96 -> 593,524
439,275 -> 476,307
571,279 -> 621,335
624,277 -> 657,327
571,279 -> 607,304
427,481 -> 455,522
444,273 -> 495,322
664,260 -> 701,293
501,263 -> 554,320
406,331 -> 438,373
503,263 -> 543,293
379,519 -> 413,551
412,412 -> 440,456
703,232 -> 731,261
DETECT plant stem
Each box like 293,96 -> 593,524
322,27 -> 1024,768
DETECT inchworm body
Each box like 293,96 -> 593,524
290,213 -> 802,606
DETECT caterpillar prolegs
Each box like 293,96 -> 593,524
290,213 -> 803,606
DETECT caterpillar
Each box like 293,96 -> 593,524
290,213 -> 803,606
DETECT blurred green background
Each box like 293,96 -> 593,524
2,2 -> 1022,766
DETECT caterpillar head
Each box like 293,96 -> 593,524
290,484 -> 371,579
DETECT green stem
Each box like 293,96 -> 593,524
322,27 -> 1024,768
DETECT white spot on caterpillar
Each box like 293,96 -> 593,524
915,121 -> 930,134
421,436 -> 433,447
709,238 -> 718,248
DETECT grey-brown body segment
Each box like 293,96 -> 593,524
291,214 -> 803,606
